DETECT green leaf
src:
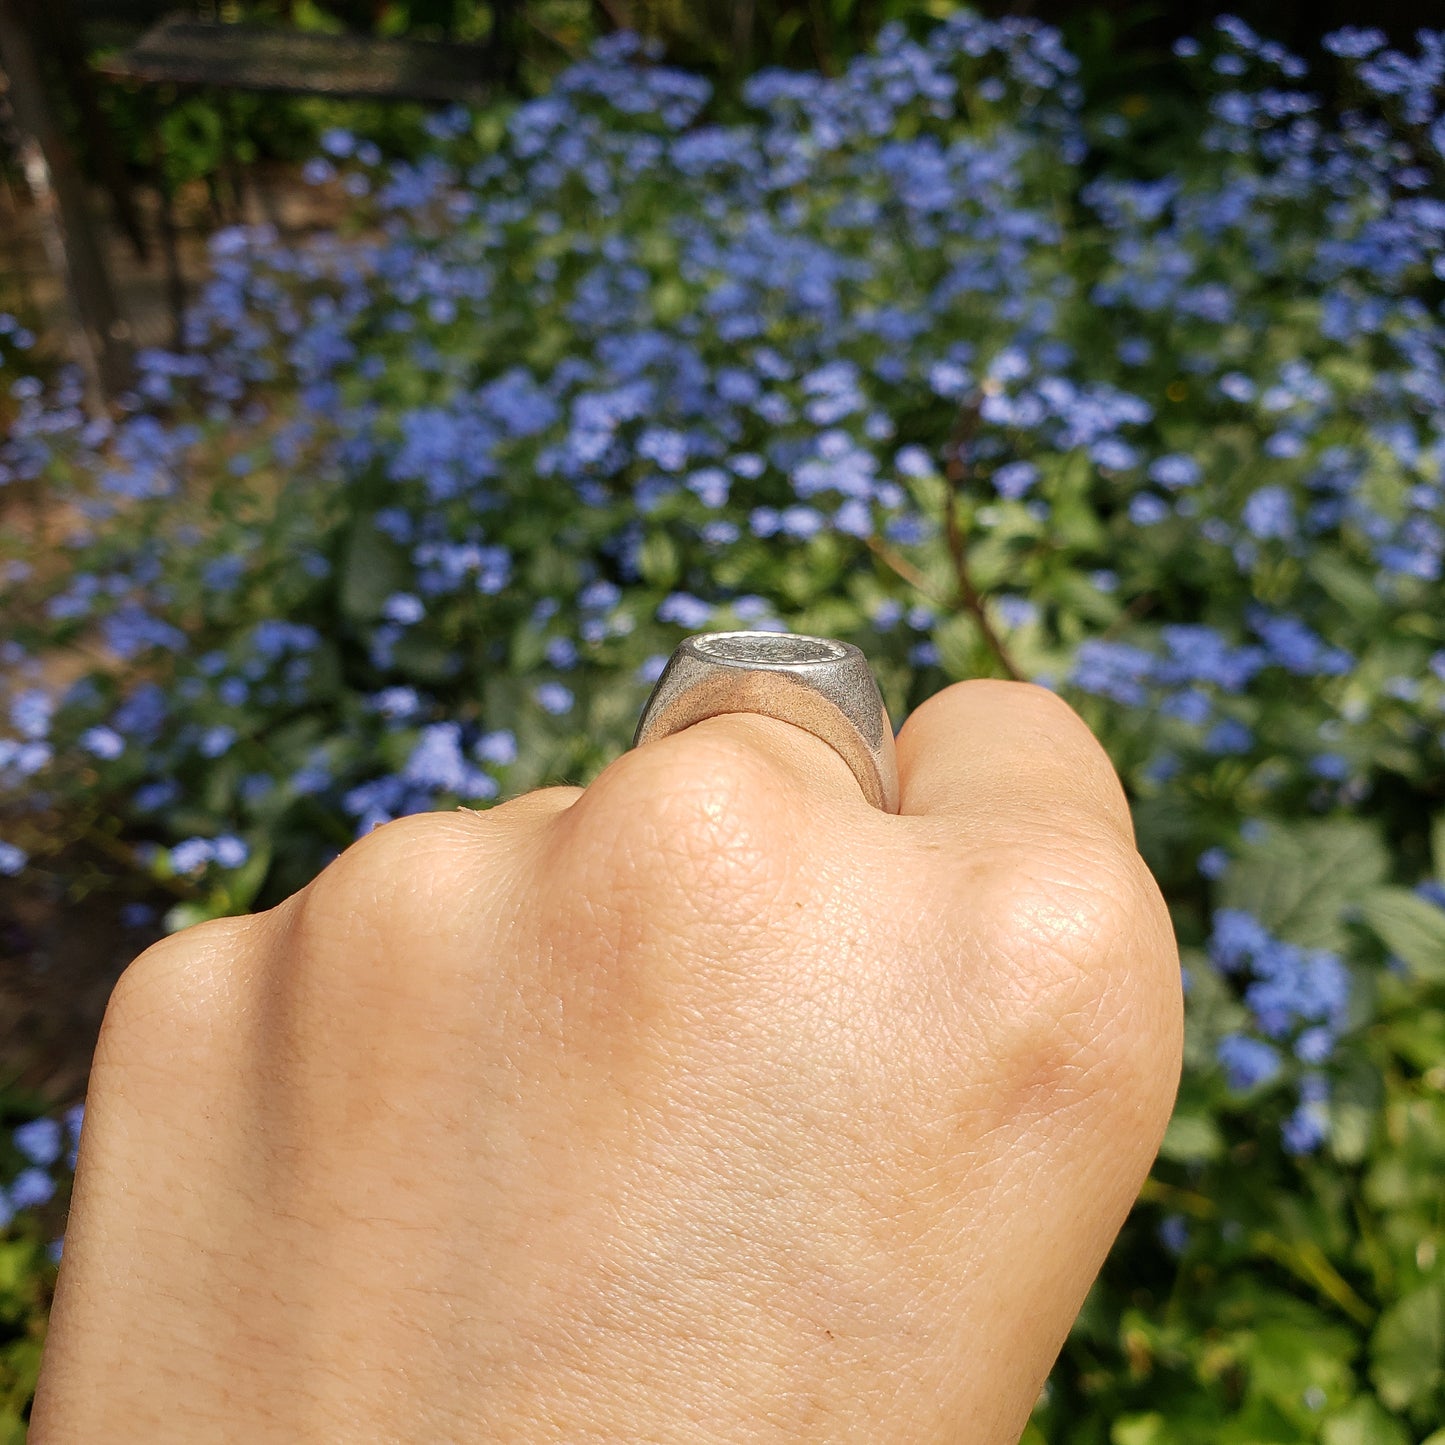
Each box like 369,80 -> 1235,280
1432,813 -> 1445,884
1321,1398 -> 1410,1445
1370,1284 -> 1445,1411
638,533 -> 680,588
390,632 -> 460,685
220,840 -> 273,913
164,899 -> 222,934
1309,548 -> 1387,624
339,512 -> 411,622
1359,887 -> 1445,982
1112,1415 -> 1173,1445
1327,1058 -> 1382,1166
1219,819 -> 1389,950
1159,1108 -> 1224,1164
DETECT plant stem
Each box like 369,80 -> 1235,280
941,401 -> 1023,681
864,534 -> 945,604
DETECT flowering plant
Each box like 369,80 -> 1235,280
3,12 -> 1445,1439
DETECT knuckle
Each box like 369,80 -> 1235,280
980,841 -> 1182,1116
297,809 -> 478,934
279,808 -> 531,1017
567,729 -> 800,904
98,915 -> 254,1061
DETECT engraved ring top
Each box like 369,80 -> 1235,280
632,630 -> 900,813
691,633 -> 849,666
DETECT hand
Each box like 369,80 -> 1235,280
31,680 -> 1181,1443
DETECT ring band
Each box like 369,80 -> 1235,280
633,631 -> 900,813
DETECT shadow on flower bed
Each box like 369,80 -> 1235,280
2,12 -> 1445,1441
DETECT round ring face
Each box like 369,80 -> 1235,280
691,632 -> 849,666
633,631 -> 899,813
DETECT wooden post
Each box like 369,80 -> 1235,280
489,0 -> 522,87
39,0 -> 150,262
0,0 -> 132,404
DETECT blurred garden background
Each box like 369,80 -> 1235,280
2,0 -> 1445,1439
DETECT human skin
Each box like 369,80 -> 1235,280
30,679 -> 1182,1443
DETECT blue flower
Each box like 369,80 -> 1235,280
1323,26 -> 1386,58
1071,639 -> 1155,706
61,1102 -> 83,1170
475,730 -> 518,766
212,835 -> 249,869
13,1117 -> 63,1168
894,445 -> 934,478
382,593 -> 425,626
545,636 -> 579,669
1093,438 -> 1138,470
170,838 -> 215,874
9,689 -> 53,741
405,723 -> 484,795
1148,454 -> 1202,489
658,593 -> 712,629
993,460 -> 1039,499
1144,752 -> 1181,783
1250,611 -> 1352,677
1204,718 -> 1252,754
1218,1033 -> 1282,1090
1129,493 -> 1170,526
686,467 -> 730,507
1281,1100 -> 1328,1155
1209,908 -> 1272,971
198,724 -> 237,759
1242,485 -> 1294,539
780,504 -> 824,539
291,765 -> 330,796
996,596 -> 1038,628
1158,1214 -> 1189,1254
579,580 -> 621,612
1197,846 -> 1230,879
833,499 -> 872,537
133,779 -> 179,812
1161,687 -> 1212,725
0,841 -> 28,876
535,682 -> 575,716
8,1166 -> 56,1210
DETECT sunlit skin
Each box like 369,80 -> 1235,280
31,680 -> 1182,1443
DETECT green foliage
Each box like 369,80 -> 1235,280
0,1236 -> 45,1445
3,9 -> 1445,1440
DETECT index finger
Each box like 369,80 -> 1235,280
893,680 -> 1137,849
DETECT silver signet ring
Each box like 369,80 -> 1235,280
633,631 -> 900,813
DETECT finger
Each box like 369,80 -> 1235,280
894,679 -> 1136,847
484,783 -> 583,823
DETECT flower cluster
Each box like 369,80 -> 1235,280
2,1106 -> 83,1258
0,1 -> 1440,1242
1209,907 -> 1350,1153
2,10 -> 1445,1435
